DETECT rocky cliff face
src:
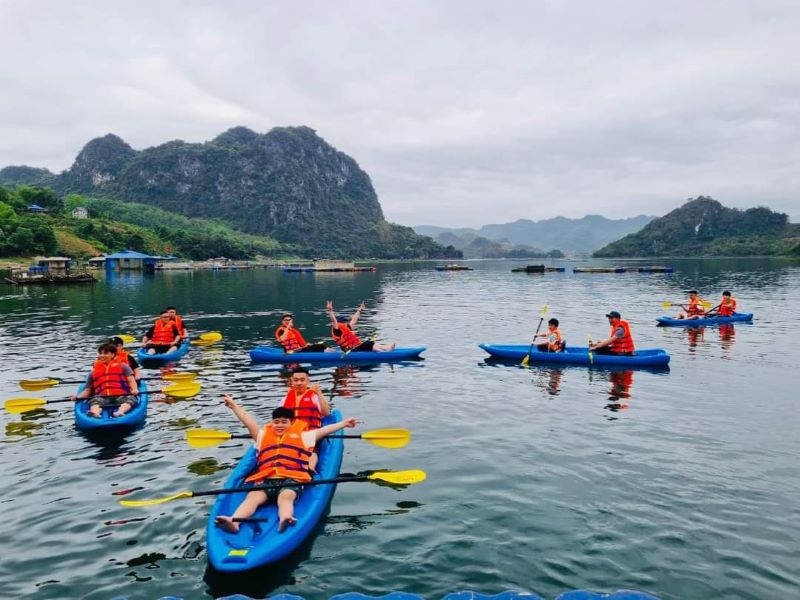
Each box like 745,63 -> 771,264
0,126 -> 457,258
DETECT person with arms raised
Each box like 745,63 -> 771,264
326,300 -> 395,352
214,396 -> 357,533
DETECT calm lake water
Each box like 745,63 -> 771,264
1,258 -> 798,600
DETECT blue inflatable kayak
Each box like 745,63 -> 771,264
207,410 -> 344,572
249,345 -> 426,364
137,338 -> 191,364
656,312 -> 753,326
479,344 -> 670,367
74,380 -> 148,431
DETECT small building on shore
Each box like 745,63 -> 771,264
87,255 -> 106,269
36,256 -> 72,275
104,250 -> 158,273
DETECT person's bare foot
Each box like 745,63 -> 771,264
214,515 -> 240,533
277,516 -> 296,533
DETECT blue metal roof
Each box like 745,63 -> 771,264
104,249 -> 158,260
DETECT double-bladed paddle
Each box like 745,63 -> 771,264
119,469 -> 427,507
185,427 -> 411,449
4,382 -> 202,414
662,300 -> 712,309
115,331 -> 224,347
19,371 -> 197,391
521,305 -> 549,366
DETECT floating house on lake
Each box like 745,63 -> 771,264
283,259 -> 376,273
104,250 -> 159,273
36,256 -> 72,275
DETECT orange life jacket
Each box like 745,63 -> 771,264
331,322 -> 361,351
151,319 -> 178,345
717,297 -> 736,316
90,359 -> 131,396
687,297 -> 705,316
282,388 -> 323,429
170,315 -> 187,338
547,328 -> 563,352
275,326 -> 307,352
609,319 -> 635,354
245,420 -> 313,483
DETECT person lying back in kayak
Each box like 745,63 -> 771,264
109,336 -> 142,381
71,343 -> 140,418
705,290 -> 737,317
589,311 -> 636,356
275,313 -> 328,353
166,306 -> 188,340
215,396 -> 357,533
142,311 -> 182,354
674,290 -> 706,320
326,300 -> 396,352
533,318 -> 565,352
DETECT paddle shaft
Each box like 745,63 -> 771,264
522,311 -> 548,364
59,388 -> 179,405
192,475 -> 370,498
219,433 -> 390,441
30,375 -> 181,386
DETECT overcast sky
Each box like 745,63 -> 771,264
2,1 -> 799,226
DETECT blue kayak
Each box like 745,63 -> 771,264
137,338 -> 191,364
479,344 -> 670,367
249,345 -> 426,364
74,380 -> 148,431
207,409 -> 344,572
656,312 -> 753,326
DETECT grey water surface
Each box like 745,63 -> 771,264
1,258 -> 798,600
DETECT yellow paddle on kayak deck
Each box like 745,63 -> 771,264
662,300 -> 713,309
119,469 -> 427,507
19,371 -> 197,391
4,382 -> 202,414
185,427 -> 412,449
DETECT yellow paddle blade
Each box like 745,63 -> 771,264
4,397 -> 48,414
662,301 -> 673,308
161,372 -> 197,382
541,305 -> 549,316
161,382 -> 201,398
361,429 -> 411,449
368,469 -> 426,485
120,491 -> 194,507
115,334 -> 137,344
19,378 -> 61,391
185,428 -> 233,448
520,355 -> 530,366
701,300 -> 713,308
191,338 -> 219,347
199,332 -> 223,342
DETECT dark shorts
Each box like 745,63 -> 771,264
297,343 -> 328,353
252,478 -> 304,502
594,347 -> 633,356
147,344 -> 173,354
350,340 -> 375,352
89,394 -> 139,408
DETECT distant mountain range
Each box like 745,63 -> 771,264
594,196 -> 800,257
414,214 -> 655,255
0,127 -> 458,259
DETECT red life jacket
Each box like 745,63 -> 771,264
170,315 -> 187,339
90,359 -> 131,396
282,388 -> 323,429
151,319 -> 177,345
245,420 -> 313,483
275,326 -> 307,352
687,297 -> 705,316
331,322 -> 361,351
547,328 -> 563,351
717,297 -> 736,316
609,320 -> 635,354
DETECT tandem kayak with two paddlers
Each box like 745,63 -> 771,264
656,312 -> 754,327
249,345 -> 426,364
479,344 -> 670,367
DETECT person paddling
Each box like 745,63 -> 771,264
275,313 -> 327,353
214,395 -> 357,534
326,300 -> 395,352
532,318 -> 565,352
142,311 -> 182,354
706,290 -> 737,317
589,311 -> 636,356
675,290 -> 706,320
109,336 -> 142,381
166,306 -> 188,340
71,343 -> 140,418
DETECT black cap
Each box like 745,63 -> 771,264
606,311 -> 621,319
281,313 -> 294,320
109,336 -> 124,345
